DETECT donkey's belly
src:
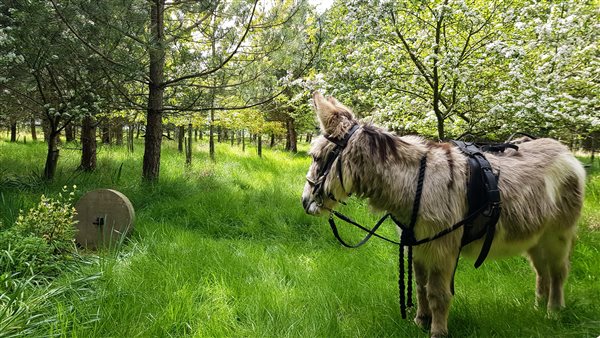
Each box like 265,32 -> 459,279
461,228 -> 542,260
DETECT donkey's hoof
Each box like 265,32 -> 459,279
430,332 -> 448,338
414,315 -> 431,330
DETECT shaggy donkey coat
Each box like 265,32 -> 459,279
302,92 -> 585,338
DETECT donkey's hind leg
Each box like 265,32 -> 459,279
527,245 -> 550,308
527,227 -> 575,311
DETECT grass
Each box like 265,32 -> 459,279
1,136 -> 599,337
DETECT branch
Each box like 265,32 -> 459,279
162,0 -> 259,87
49,0 -> 140,74
389,8 -> 434,89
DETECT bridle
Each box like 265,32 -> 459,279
306,124 -> 360,205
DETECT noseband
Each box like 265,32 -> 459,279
307,124 -> 360,204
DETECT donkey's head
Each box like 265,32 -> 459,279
302,92 -> 358,215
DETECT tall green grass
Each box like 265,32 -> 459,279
1,137 -> 599,337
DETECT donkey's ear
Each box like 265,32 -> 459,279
312,91 -> 355,136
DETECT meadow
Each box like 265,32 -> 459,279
0,137 -> 599,337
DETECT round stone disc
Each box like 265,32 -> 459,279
75,189 -> 135,250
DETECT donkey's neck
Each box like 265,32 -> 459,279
344,125 -> 428,216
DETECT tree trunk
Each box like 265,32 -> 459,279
257,134 -> 262,158
142,0 -> 165,182
114,119 -> 123,145
44,132 -> 60,180
10,121 -> 16,142
80,116 -> 97,171
30,118 -> 37,141
178,125 -> 184,153
242,130 -> 246,152
230,130 -> 234,146
209,118 -> 215,161
42,118 -> 51,142
65,124 -> 75,142
288,118 -> 297,153
305,133 -> 312,143
102,122 -> 111,144
217,126 -> 222,143
186,123 -> 192,165
270,133 -> 275,148
194,128 -> 198,141
127,124 -> 134,153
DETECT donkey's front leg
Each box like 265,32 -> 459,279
426,259 -> 456,338
413,261 -> 431,329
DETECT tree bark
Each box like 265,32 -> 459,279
142,0 -> 166,182
44,132 -> 60,180
127,124 -> 134,153
257,134 -> 262,157
270,133 -> 275,148
80,116 -> 97,171
101,122 -> 111,144
114,119 -> 123,145
186,123 -> 192,165
42,118 -> 51,142
30,118 -> 37,141
10,121 -> 17,142
65,123 -> 75,142
178,125 -> 184,153
288,118 -> 297,153
242,130 -> 246,152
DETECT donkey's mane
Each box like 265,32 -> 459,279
360,124 -> 403,161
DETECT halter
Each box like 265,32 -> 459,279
306,124 -> 360,204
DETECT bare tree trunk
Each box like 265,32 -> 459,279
209,114 -> 215,161
230,130 -> 234,146
142,0 -> 165,182
65,124 -> 75,142
44,131 -> 60,180
80,116 -> 97,171
42,118 -> 50,142
10,121 -> 16,142
217,126 -> 222,143
114,119 -> 124,145
127,124 -> 134,153
186,123 -> 192,165
30,118 -> 37,141
257,134 -> 262,158
242,130 -> 246,152
288,118 -> 297,153
270,133 -> 275,148
101,122 -> 111,144
178,125 -> 184,153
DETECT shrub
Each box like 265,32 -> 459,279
0,186 -> 79,279
13,186 -> 78,253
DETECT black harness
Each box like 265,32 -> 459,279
307,126 -> 512,319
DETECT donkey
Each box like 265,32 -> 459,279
301,92 -> 585,337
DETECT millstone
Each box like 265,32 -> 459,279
75,189 -> 135,249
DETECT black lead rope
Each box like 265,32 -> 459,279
327,154 -> 496,319
327,155 -> 427,319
